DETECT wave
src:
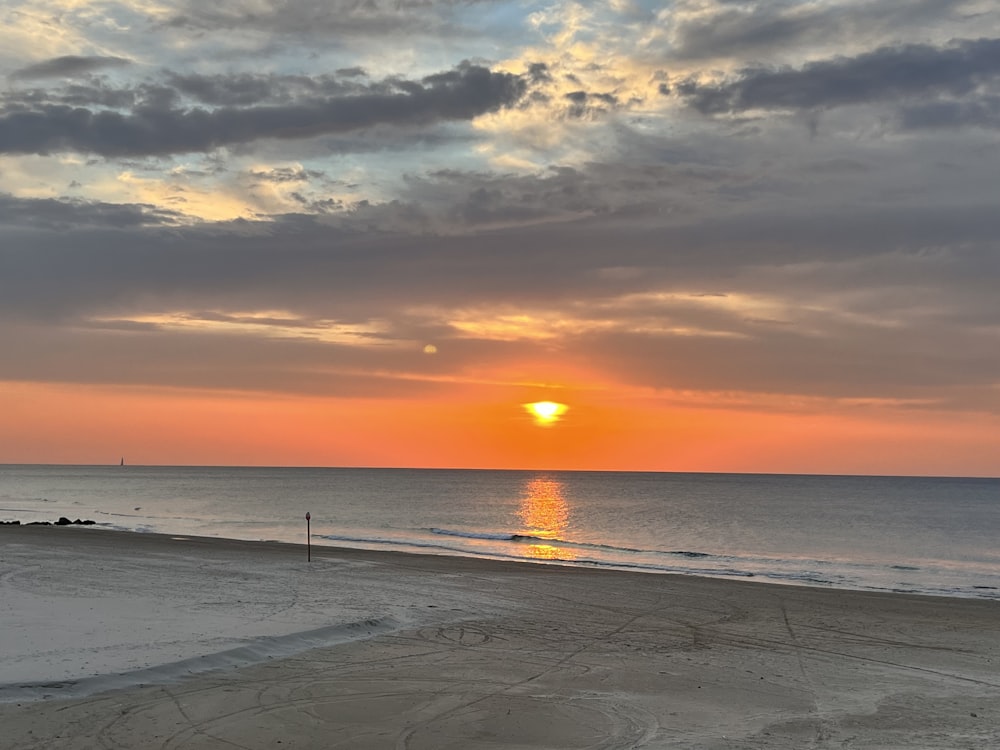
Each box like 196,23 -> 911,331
316,530 -> 1000,600
429,528 -> 520,542
323,529 -> 846,580
427,527 -> 713,560
321,532 -> 755,579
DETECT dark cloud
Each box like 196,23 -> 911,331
679,38 -> 1000,115
899,97 -> 1000,130
527,62 -> 551,83
1,72 -> 372,113
2,82 -> 141,110
668,0 -> 972,62
9,56 -> 131,80
562,90 -> 619,118
249,166 -> 325,183
3,180 -> 997,319
670,3 -> 832,61
0,194 -> 184,229
167,73 -> 296,107
165,72 -> 369,106
0,64 -> 527,156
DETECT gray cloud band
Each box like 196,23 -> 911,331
0,64 -> 527,156
9,56 -> 132,80
678,38 -> 1000,117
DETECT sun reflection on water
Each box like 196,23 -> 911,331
518,476 -> 575,560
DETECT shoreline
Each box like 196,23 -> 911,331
3,525 -> 1000,747
4,520 -> 999,603
4,522 -> 1000,606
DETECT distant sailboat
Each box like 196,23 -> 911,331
120,457 -> 125,467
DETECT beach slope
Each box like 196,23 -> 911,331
1,527 -> 999,748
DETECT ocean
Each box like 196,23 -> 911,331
1,465 -> 998,600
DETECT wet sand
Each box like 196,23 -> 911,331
1,526 -> 999,748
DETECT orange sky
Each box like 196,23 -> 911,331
3,380 -> 997,476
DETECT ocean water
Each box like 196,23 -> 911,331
1,465 -> 998,600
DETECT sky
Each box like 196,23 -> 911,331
1,0 -> 998,475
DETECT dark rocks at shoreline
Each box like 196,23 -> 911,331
55,517 -> 96,526
3,518 -> 98,527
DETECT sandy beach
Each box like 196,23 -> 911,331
1,526 -> 998,749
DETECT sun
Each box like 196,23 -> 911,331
524,401 -> 568,426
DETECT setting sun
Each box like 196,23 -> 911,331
524,401 -> 568,426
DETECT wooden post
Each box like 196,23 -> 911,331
306,512 -> 311,562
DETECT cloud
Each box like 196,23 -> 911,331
563,90 -> 619,119
668,2 -> 842,61
9,55 -> 131,80
249,166 -> 325,183
0,193 -> 184,229
0,64 -> 528,157
678,38 -> 1000,115
164,72 -> 369,107
2,82 -> 141,110
665,0 -> 975,62
3,175 -> 997,317
1,170 -> 998,411
899,97 -> 1000,130
163,0 -> 500,40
